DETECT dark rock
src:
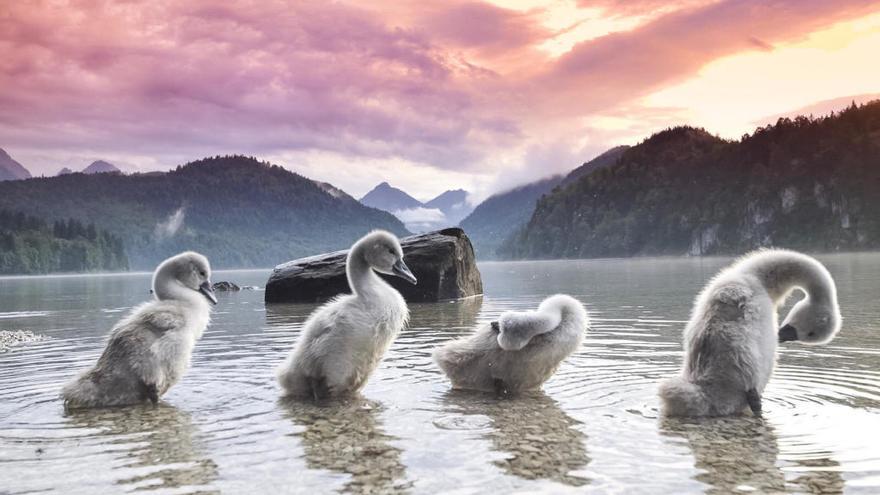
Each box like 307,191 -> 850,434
265,228 -> 483,303
213,281 -> 241,291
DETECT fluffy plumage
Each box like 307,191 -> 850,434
277,230 -> 416,399
659,249 -> 842,417
434,294 -> 588,394
62,251 -> 216,408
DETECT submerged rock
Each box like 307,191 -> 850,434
265,228 -> 483,303
212,281 -> 241,291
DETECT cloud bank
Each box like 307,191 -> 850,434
1,0 -> 878,196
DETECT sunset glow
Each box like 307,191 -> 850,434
1,0 -> 879,200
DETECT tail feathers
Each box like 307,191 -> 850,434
61,375 -> 101,409
61,373 -> 145,408
658,376 -> 710,417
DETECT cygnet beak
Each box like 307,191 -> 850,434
778,324 -> 798,343
199,281 -> 218,305
391,259 -> 417,285
490,321 -> 500,333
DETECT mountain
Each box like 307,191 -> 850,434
0,155 -> 408,269
0,148 -> 32,181
501,101 -> 880,259
57,167 -> 73,176
460,175 -> 562,259
82,160 -> 121,174
360,182 -> 423,212
424,189 -> 472,225
360,182 -> 473,233
459,145 -> 631,259
560,145 -> 629,186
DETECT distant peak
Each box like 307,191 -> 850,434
363,181 -> 407,196
0,147 -> 32,180
360,181 -> 423,210
82,160 -> 121,174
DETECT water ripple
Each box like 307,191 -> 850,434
1,258 -> 879,493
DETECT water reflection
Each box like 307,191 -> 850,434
661,417 -> 844,494
264,296 -> 485,333
441,390 -> 590,486
264,302 -> 318,327
64,404 -> 218,491
280,397 -> 410,494
409,296 -> 483,330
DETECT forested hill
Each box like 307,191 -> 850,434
0,156 -> 408,269
0,210 -> 128,274
500,101 -> 880,259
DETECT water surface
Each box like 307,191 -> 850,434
1,255 -> 879,493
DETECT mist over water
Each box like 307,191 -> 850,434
1,254 -> 878,493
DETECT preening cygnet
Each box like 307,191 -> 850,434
277,230 -> 417,399
434,294 -> 588,394
659,249 -> 842,417
62,252 -> 217,408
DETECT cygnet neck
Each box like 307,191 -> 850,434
346,244 -> 390,298
743,250 -> 836,306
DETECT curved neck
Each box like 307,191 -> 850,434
153,276 -> 206,309
346,244 -> 388,297
741,250 -> 835,305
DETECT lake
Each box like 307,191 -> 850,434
1,255 -> 879,494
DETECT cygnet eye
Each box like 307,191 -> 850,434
199,270 -> 206,277
808,331 -> 816,337
388,248 -> 395,255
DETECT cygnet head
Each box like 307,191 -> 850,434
354,230 -> 417,284
152,251 -> 217,305
779,296 -> 841,345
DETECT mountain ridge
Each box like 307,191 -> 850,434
360,182 -> 473,232
460,145 -> 632,259
0,155 -> 408,269
501,101 -> 880,259
460,175 -> 563,259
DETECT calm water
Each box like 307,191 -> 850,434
1,255 -> 879,494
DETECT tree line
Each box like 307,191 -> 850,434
0,210 -> 129,274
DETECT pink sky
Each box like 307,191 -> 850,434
2,0 -> 879,201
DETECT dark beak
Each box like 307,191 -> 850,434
490,321 -> 500,333
199,281 -> 218,305
778,324 -> 798,343
391,259 -> 417,285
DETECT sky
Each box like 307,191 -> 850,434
2,0 -> 880,202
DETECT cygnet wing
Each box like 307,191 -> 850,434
497,311 -> 560,351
